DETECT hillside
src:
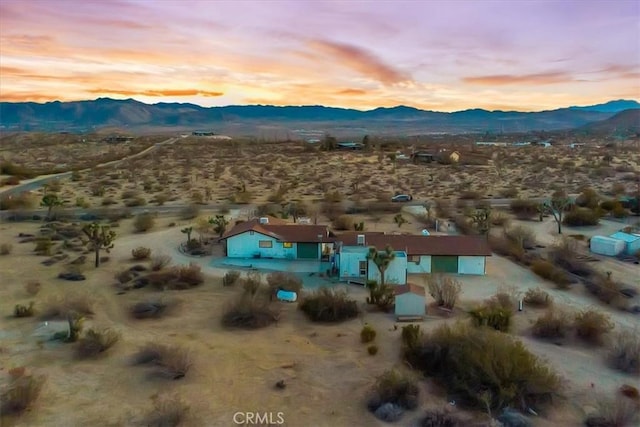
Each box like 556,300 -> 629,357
0,98 -> 638,135
579,108 -> 640,134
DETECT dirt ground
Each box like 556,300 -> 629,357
1,213 -> 638,426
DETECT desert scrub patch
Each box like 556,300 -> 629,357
299,288 -> 359,323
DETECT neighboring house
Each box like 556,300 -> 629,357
335,233 -> 491,282
394,283 -> 426,320
219,218 -> 335,260
192,131 -> 216,136
475,141 -> 507,147
411,151 -> 435,164
436,150 -> 460,164
337,244 -> 408,285
336,142 -> 364,150
608,232 -> 640,256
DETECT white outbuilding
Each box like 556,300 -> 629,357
590,235 -> 626,256
394,283 -> 426,321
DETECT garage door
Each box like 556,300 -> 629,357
297,243 -> 318,259
431,256 -> 458,273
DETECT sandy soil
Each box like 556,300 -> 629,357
1,213 -> 637,426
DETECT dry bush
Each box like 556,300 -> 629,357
468,305 -> 512,332
0,242 -> 12,255
574,308 -> 614,345
584,397 -> 639,427
266,271 -> 302,294
75,328 -> 120,359
129,299 -> 181,320
361,324 -> 377,343
420,408 -> 461,427
115,268 -> 136,284
510,199 -> 539,220
299,288 -> 359,323
587,273 -> 623,305
144,395 -> 190,427
530,259 -> 570,288
134,213 -> 155,232
504,225 -> 536,249
221,293 -> 280,329
222,270 -> 241,286
564,207 -> 600,227
490,210 -> 511,227
404,322 -> 561,412
133,343 -> 193,380
367,344 -> 378,356
0,372 -> 46,415
367,369 -> 420,418
150,254 -> 171,271
332,214 -> 354,230
424,275 -> 461,309
39,293 -> 95,320
532,308 -> 572,340
488,234 -> 526,263
523,288 -> 553,307
131,246 -> 151,260
608,329 -> 640,375
14,302 -> 35,318
180,204 -> 200,220
25,280 -> 41,296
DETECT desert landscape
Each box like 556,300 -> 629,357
0,128 -> 639,427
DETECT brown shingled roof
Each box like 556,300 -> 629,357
394,283 -> 425,296
337,232 -> 491,256
221,219 -> 335,243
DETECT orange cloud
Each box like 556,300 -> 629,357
336,88 -> 368,96
307,39 -> 410,85
462,71 -> 571,85
87,88 -> 224,97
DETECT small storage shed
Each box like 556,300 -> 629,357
608,232 -> 640,256
394,283 -> 426,321
590,235 -> 625,256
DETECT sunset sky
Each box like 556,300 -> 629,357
1,0 -> 638,111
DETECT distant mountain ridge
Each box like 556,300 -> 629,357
0,97 -> 638,135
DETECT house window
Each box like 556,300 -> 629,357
259,240 -> 272,248
283,242 -> 293,248
409,255 -> 420,264
359,260 -> 367,276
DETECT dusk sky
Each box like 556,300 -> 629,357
1,0 -> 638,111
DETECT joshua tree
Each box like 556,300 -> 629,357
544,190 -> 573,234
209,215 -> 229,238
181,226 -> 193,244
366,245 -> 396,287
393,213 -> 407,228
472,206 -> 492,236
82,222 -> 116,267
41,193 -> 64,221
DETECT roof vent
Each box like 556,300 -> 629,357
259,217 -> 269,224
357,234 -> 365,246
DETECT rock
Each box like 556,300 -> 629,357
275,380 -> 286,389
497,408 -> 532,427
373,402 -> 404,422
58,272 -> 86,281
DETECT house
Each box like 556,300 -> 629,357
436,149 -> 460,164
192,131 -> 216,136
219,217 -> 335,260
411,151 -> 435,164
608,232 -> 640,256
335,233 -> 491,284
475,141 -> 508,147
336,142 -> 364,150
103,135 -> 134,143
394,283 -> 426,321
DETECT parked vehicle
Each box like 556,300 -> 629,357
391,194 -> 413,202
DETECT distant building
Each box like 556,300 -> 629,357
336,141 -> 364,150
192,131 -> 216,136
475,141 -> 508,147
103,135 -> 134,143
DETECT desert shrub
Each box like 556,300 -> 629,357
25,280 -> 41,296
490,210 -> 511,227
587,272 -> 623,305
523,288 -> 553,307
367,370 -> 419,416
131,246 -> 151,260
532,308 -> 572,340
147,263 -> 204,290
180,204 -> 200,220
115,268 -> 136,284
0,242 -> 12,255
223,270 -> 241,286
468,305 -> 512,332
129,299 -> 180,320
299,288 -> 359,323
332,214 -> 354,231
0,372 -> 46,415
530,259 -> 570,288
425,275 -> 461,310
420,408 -> 461,427
133,344 -> 193,380
488,234 -> 526,263
612,204 -> 629,218
608,329 -> 640,375
361,324 -> 377,343
173,263 -> 204,288
563,207 -> 600,226
584,397 -> 639,427
600,200 -> 619,211
504,225 -> 536,249
14,302 -> 35,318
404,323 -> 561,412
34,237 -> 53,255
144,395 -> 190,427
266,271 -> 302,294
365,280 -> 395,312
574,308 -> 614,344
242,271 -> 263,296
510,199 -> 539,220
39,293 -> 94,320
134,213 -> 155,232
367,344 -> 379,356
402,324 -> 422,350
221,293 -> 280,329
549,238 -> 594,278
150,254 -> 171,271
75,328 -> 120,359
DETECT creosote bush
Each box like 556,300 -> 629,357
468,305 -> 512,332
367,369 -> 420,417
266,271 -> 303,294
425,274 -> 461,309
404,322 -> 561,412
144,395 -> 190,427
299,288 -> 359,323
532,308 -> 572,340
584,397 -> 639,427
129,299 -> 181,320
523,288 -> 553,307
133,213 -> 155,232
574,308 -> 614,345
25,280 -> 41,296
150,254 -> 171,271
146,263 -> 204,290
133,343 -> 193,380
131,246 -> 152,260
530,259 -> 570,288
420,408 -> 461,427
75,328 -> 120,358
222,270 -> 241,286
221,293 -> 280,329
39,293 -> 95,320
0,371 -> 46,416
608,329 -> 640,375
14,302 -> 35,318
0,242 -> 12,255
367,344 -> 378,356
361,324 -> 376,343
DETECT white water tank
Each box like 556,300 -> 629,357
590,235 -> 625,256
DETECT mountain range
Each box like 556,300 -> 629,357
0,98 -> 638,136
